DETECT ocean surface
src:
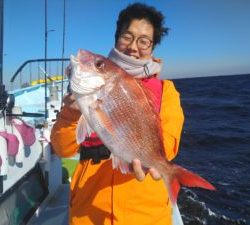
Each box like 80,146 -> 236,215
172,74 -> 250,225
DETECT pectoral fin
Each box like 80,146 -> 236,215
111,154 -> 131,174
93,99 -> 114,134
76,115 -> 92,144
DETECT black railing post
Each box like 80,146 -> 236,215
0,0 -> 4,85
44,0 -> 48,119
61,0 -> 66,106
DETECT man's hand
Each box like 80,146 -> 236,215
132,159 -> 162,181
63,93 -> 80,111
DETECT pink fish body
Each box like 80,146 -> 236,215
70,49 -> 215,204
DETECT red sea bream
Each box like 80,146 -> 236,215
69,49 -> 216,204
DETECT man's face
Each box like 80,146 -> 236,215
116,19 -> 154,60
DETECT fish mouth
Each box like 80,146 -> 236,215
70,55 -> 105,95
70,72 -> 105,95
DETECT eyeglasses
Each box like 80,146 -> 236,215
118,33 -> 153,50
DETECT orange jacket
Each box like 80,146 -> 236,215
51,80 -> 184,225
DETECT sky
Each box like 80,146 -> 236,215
2,0 -> 250,87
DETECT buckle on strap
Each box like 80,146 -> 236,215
79,145 -> 111,164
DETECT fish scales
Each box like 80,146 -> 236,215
97,76 -> 164,165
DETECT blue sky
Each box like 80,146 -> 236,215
2,0 -> 250,86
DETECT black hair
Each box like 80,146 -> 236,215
115,2 -> 169,47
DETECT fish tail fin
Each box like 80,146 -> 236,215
161,163 -> 216,205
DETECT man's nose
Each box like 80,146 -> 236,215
127,39 -> 138,51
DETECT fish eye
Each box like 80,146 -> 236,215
95,59 -> 105,70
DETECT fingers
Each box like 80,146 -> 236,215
132,159 -> 162,181
63,93 -> 75,103
148,168 -> 162,180
63,93 -> 80,111
132,159 -> 146,181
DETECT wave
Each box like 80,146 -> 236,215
179,188 -> 248,225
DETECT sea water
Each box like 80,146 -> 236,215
173,74 -> 250,225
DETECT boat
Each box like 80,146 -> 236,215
0,1 -> 184,224
0,59 -> 70,225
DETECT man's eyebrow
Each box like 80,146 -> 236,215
124,31 -> 152,39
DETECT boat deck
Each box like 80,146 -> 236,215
28,184 -> 69,225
